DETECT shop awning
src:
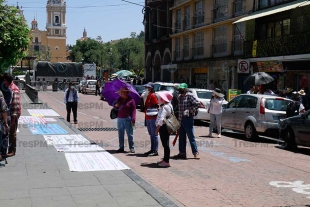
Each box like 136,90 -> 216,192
233,0 -> 310,24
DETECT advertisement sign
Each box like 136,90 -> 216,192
237,59 -> 250,73
257,62 -> 284,72
228,89 -> 241,101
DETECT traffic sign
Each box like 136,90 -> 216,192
237,59 -> 250,73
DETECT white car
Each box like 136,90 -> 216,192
187,88 -> 228,121
140,82 -> 180,111
82,80 -> 97,94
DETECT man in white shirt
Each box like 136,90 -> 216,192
64,82 -> 79,124
247,85 -> 256,94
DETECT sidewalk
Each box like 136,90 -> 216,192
0,91 -> 180,207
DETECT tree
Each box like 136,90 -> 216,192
0,0 -> 30,72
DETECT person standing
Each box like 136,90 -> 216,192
208,80 -> 215,90
155,91 -> 173,167
247,85 -> 256,94
143,82 -> 159,156
95,80 -> 101,96
0,91 -> 10,160
3,73 -> 21,157
208,88 -> 225,138
173,83 -> 200,159
114,87 -> 136,153
64,82 -> 79,124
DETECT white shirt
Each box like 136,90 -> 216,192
64,89 -> 79,103
299,103 -> 305,115
155,103 -> 172,127
209,97 -> 225,115
247,90 -> 254,94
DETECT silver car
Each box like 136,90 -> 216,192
222,94 -> 292,139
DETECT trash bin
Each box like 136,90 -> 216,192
52,81 -> 58,91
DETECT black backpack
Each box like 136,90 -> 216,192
286,101 -> 300,118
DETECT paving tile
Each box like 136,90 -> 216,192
0,198 -> 32,207
31,196 -> 76,207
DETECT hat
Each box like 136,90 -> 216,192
178,83 -> 188,89
285,87 -> 293,94
157,91 -> 173,103
116,87 -> 130,94
143,82 -> 154,88
213,88 -> 224,98
298,89 -> 306,96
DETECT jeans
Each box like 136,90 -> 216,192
209,113 -> 222,134
66,102 -> 77,122
146,119 -> 158,152
159,124 -> 170,163
117,117 -> 134,150
178,116 -> 198,155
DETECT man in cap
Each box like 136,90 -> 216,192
173,83 -> 200,159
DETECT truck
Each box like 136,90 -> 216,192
34,61 -> 83,84
83,63 -> 96,79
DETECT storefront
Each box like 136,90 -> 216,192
193,68 -> 208,88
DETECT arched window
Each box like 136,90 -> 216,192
35,37 -> 39,43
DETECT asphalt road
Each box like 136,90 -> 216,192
38,90 -> 310,207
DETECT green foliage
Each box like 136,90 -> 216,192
70,31 -> 145,76
0,0 -> 30,72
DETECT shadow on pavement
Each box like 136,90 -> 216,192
140,162 -> 164,168
275,145 -> 310,156
126,153 -> 147,157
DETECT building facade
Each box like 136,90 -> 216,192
238,0 -> 310,92
170,0 -> 253,92
28,0 -> 67,63
144,0 -> 175,83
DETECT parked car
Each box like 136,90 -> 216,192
77,80 -> 86,93
187,88 -> 228,121
133,85 -> 146,109
82,80 -> 97,94
221,94 -> 292,140
279,109 -> 310,149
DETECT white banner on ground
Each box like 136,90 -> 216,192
43,134 -> 90,146
18,116 -> 47,125
43,118 -> 57,122
65,152 -> 130,171
54,144 -> 104,152
27,109 -> 60,117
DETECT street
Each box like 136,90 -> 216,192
39,90 -> 310,207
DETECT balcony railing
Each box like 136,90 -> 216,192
244,32 -> 310,58
192,47 -> 204,59
232,40 -> 244,56
183,19 -> 191,31
174,21 -> 182,34
174,50 -> 182,61
183,48 -> 190,60
212,43 -> 228,57
173,0 -> 190,8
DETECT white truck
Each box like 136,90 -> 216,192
83,63 -> 96,79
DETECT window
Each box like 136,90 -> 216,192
194,0 -> 204,26
213,26 -> 227,55
266,19 -> 290,38
227,95 -> 243,108
184,35 -> 189,59
184,5 -> 190,30
175,37 -> 181,60
234,0 -> 244,16
193,31 -> 204,58
233,23 -> 245,55
34,45 -> 40,52
35,37 -> 39,43
54,29 -> 60,35
213,0 -> 228,22
259,0 -> 289,9
175,9 -> 182,32
238,96 -> 257,108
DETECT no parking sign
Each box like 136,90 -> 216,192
237,59 -> 250,73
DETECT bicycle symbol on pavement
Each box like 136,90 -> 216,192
270,180 -> 310,199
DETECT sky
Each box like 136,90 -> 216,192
5,0 -> 145,45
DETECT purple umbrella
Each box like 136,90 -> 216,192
102,79 -> 141,106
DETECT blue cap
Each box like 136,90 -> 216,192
143,82 -> 154,88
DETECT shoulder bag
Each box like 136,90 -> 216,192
164,105 -> 181,134
110,108 -> 118,119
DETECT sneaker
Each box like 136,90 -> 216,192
218,134 -> 221,138
172,153 -> 187,159
130,148 -> 135,153
158,161 -> 170,167
148,151 -> 158,156
74,121 -> 78,124
194,153 -> 200,159
144,150 -> 152,155
115,149 -> 125,153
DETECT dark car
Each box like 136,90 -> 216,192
279,109 -> 310,149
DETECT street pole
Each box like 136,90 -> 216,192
127,49 -> 130,71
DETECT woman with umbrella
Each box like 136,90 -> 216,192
114,87 -> 136,153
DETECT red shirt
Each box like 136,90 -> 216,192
145,93 -> 158,120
